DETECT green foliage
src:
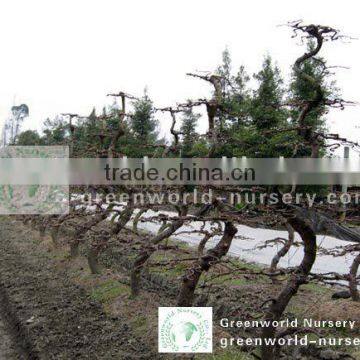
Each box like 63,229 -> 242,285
251,55 -> 286,130
91,279 -> 130,303
214,51 -> 290,157
15,130 -> 43,145
216,47 -> 232,97
180,105 -> 201,157
289,40 -> 338,132
14,45 -> 336,161
42,117 -> 67,145
28,185 -> 39,197
191,139 -> 209,157
128,89 -> 158,156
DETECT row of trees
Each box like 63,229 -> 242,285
15,40 -> 336,160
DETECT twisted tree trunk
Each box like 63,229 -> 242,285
50,213 -> 70,247
110,195 -> 134,235
87,246 -> 102,274
261,216 -> 317,360
130,204 -> 212,297
70,211 -> 109,258
132,208 -> 148,234
177,221 -> 237,307
85,203 -> 134,274
269,223 -> 295,274
197,233 -> 212,256
349,253 -> 360,301
130,206 -> 188,297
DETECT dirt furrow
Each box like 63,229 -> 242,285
0,316 -> 19,360
0,217 -> 155,359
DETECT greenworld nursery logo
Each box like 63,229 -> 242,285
158,307 -> 212,353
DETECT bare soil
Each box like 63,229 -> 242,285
0,317 -> 18,359
0,216 -> 359,360
0,217 -> 156,359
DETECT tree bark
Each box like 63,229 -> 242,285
110,198 -> 134,235
349,253 -> 360,301
130,251 -> 151,297
70,242 -> 80,258
130,204 -> 212,297
261,216 -> 317,360
269,223 -> 295,274
177,222 -> 237,307
87,247 -> 101,275
50,223 -> 61,247
132,208 -> 147,234
130,207 -> 188,297
197,233 -> 212,256
69,211 -> 108,258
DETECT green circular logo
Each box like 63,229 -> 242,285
160,308 -> 211,352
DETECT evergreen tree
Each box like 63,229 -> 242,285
251,56 -> 286,130
216,47 -> 232,97
180,106 -> 200,157
227,65 -> 251,126
15,130 -> 43,145
213,48 -> 252,156
130,89 -> 158,145
42,116 -> 67,145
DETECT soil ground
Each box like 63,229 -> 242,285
0,317 -> 18,359
0,216 -> 359,359
0,217 -> 156,359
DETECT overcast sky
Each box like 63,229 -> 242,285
0,0 -> 359,151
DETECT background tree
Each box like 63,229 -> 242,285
42,116 -> 67,145
251,56 -> 286,130
128,89 -> 158,156
180,105 -> 200,157
15,130 -> 43,145
289,40 -> 339,156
